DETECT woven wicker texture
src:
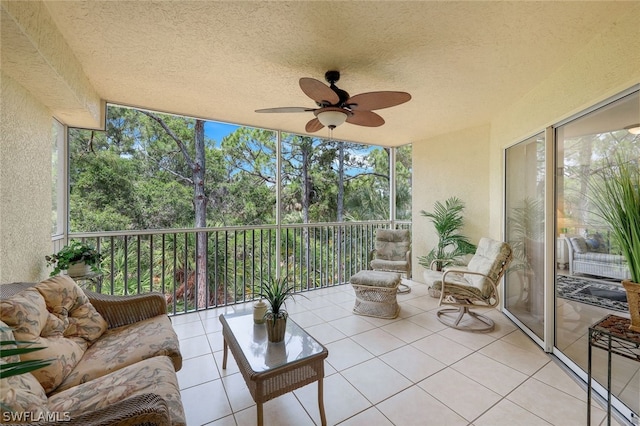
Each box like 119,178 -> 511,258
350,271 -> 401,319
1,282 -> 180,425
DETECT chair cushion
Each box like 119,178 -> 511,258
0,321 -> 50,420
47,356 -> 185,426
569,237 -> 589,254
350,270 -> 401,288
0,277 -> 108,394
54,314 -> 182,392
374,229 -> 410,261
465,238 -> 511,297
370,259 -> 408,272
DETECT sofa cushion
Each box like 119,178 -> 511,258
47,356 -> 185,426
0,277 -> 107,394
35,276 -> 108,343
54,314 -> 181,392
569,237 -> 589,254
0,321 -> 50,422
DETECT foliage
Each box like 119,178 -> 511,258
259,275 -> 304,320
588,156 -> 640,282
418,197 -> 476,271
46,240 -> 102,276
0,328 -> 52,379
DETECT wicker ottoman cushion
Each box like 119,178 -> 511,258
350,271 -> 401,319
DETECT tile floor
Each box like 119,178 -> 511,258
172,280 -> 626,425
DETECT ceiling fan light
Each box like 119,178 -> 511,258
625,124 -> 640,135
316,109 -> 348,129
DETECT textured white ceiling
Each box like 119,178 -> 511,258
40,1 -> 634,146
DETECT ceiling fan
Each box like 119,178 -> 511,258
255,71 -> 411,133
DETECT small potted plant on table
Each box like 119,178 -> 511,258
46,241 -> 102,278
259,275 -> 302,343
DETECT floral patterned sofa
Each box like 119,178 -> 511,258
0,276 -> 185,425
564,235 -> 631,281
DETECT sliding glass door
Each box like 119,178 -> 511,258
504,133 -> 546,339
555,90 -> 639,416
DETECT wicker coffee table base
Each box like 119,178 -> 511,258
220,314 -> 328,426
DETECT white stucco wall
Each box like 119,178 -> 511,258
411,5 -> 640,282
411,124 -> 491,280
0,72 -> 53,282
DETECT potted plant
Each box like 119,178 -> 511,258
46,240 -> 102,278
418,197 -> 477,272
588,156 -> 640,331
258,275 -> 303,343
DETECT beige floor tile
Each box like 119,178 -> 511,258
479,339 -> 550,376
451,352 -> 528,396
507,378 -> 607,426
294,373 -> 372,426
206,414 -> 237,426
176,353 -> 220,389
288,310 -> 324,328
380,318 -> 433,343
304,321 -> 347,345
406,310 -> 449,332
379,344 -> 446,383
533,360 -> 589,401
419,367 -> 502,421
201,315 -> 224,333
500,328 -> 542,353
312,303 -> 353,322
170,311 -> 201,325
351,327 -> 407,356
338,407 -> 394,426
219,371 -> 254,412
206,330 -> 224,352
180,334 -> 214,360
438,326 -> 497,351
180,379 -> 232,425
411,333 -> 474,365
233,392 -> 315,426
325,338 -> 374,371
328,314 -> 377,336
474,398 -> 552,426
172,320 -> 206,339
377,385 -> 468,426
342,358 -> 413,404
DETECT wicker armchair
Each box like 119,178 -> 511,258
370,229 -> 412,279
423,238 -> 512,332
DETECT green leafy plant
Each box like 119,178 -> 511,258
588,156 -> 640,283
418,197 -> 477,271
258,275 -> 305,321
45,240 -> 103,277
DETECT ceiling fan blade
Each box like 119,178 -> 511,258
305,118 -> 324,133
346,91 -> 411,111
299,78 -> 340,105
255,107 -> 315,113
346,110 -> 385,127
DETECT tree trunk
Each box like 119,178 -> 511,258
194,120 -> 207,309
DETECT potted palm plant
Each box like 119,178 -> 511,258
418,197 -> 476,271
588,156 -> 640,332
259,275 -> 302,343
46,240 -> 102,277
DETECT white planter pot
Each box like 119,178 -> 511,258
67,262 -> 92,278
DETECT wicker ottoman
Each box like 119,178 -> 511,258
350,270 -> 401,319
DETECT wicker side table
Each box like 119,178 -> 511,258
350,270 -> 401,319
219,313 -> 328,426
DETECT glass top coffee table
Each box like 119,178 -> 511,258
219,313 -> 328,426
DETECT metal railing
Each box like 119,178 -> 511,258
64,221 -> 411,315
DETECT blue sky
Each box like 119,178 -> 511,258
204,121 -> 239,144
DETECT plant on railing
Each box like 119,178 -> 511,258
418,197 -> 476,271
45,240 -> 102,277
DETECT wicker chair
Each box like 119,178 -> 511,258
369,229 -> 412,295
423,237 -> 512,332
